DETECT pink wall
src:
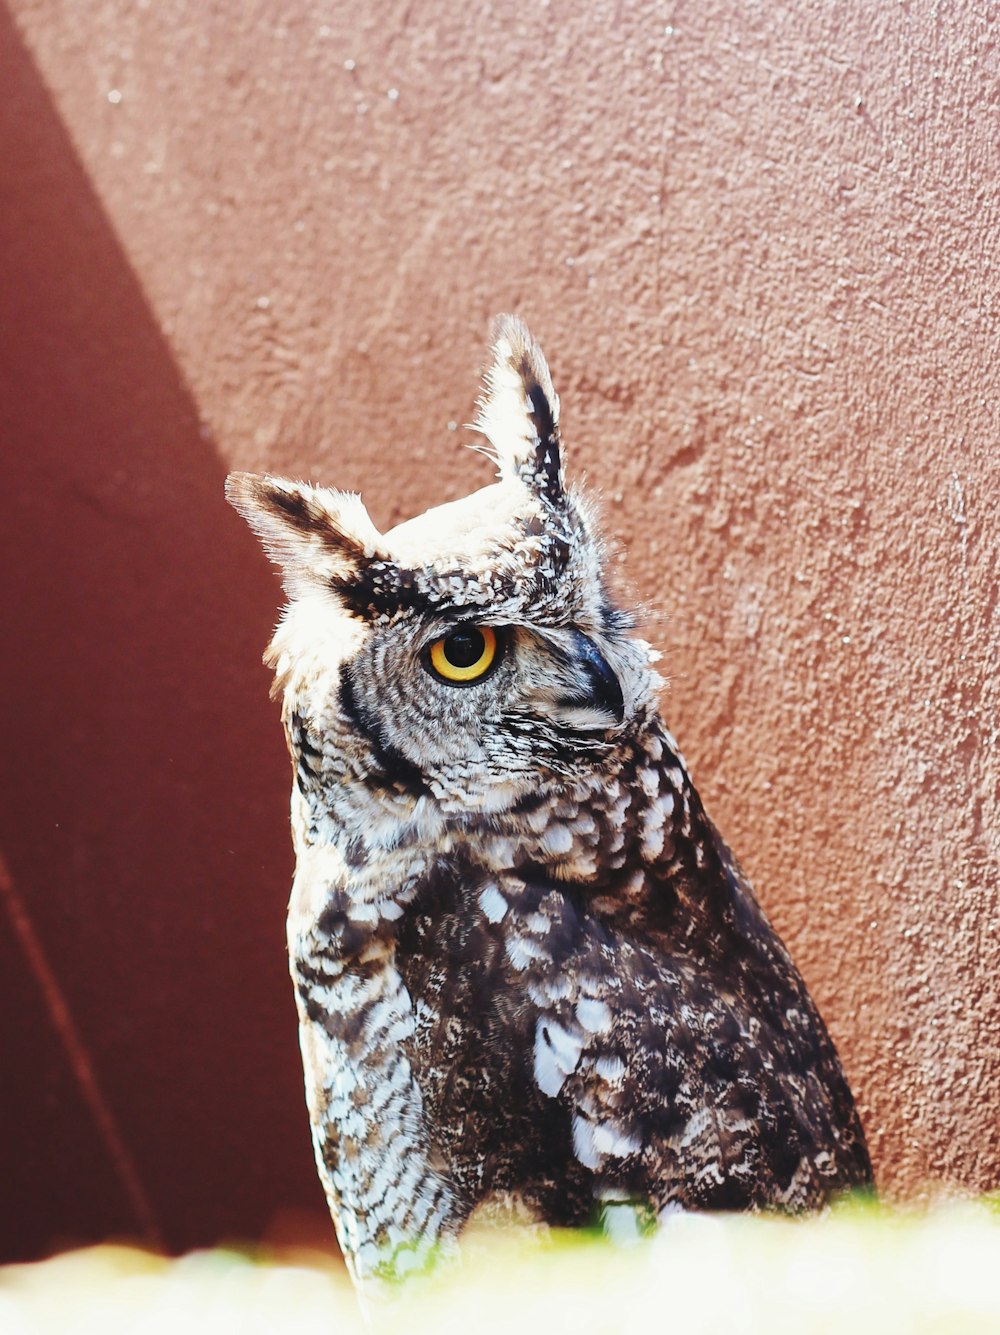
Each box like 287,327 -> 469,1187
1,0 -> 997,1259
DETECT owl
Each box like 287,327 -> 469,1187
227,316 -> 872,1289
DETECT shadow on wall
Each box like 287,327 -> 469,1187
0,8 -> 330,1262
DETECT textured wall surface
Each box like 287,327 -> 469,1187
1,0 -> 997,1261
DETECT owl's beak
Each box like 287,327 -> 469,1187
565,630 -> 625,726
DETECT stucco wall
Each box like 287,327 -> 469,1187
1,0 -> 996,1260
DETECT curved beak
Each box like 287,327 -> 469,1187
561,630 -> 625,727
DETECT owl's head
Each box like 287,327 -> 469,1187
227,317 -> 660,816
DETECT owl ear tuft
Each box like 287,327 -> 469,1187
474,315 -> 564,506
225,472 -> 385,598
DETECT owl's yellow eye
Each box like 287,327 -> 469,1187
427,625 -> 499,684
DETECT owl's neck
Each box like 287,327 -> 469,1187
286,704 -> 723,918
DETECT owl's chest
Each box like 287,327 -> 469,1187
387,875 -> 595,1222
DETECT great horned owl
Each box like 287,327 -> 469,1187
227,317 -> 872,1288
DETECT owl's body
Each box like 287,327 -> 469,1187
228,318 -> 872,1287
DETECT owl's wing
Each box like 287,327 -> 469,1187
498,867 -> 870,1214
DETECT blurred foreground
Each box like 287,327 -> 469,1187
2,1201 -> 999,1334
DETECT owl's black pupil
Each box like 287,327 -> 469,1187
443,628 -> 485,668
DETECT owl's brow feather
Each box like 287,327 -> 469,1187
329,561 -> 519,624
328,525 -> 577,623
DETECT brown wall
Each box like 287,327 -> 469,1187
1,0 -> 997,1260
